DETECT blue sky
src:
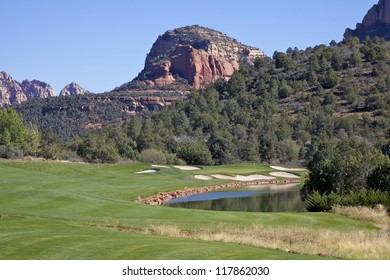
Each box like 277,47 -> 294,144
1,0 -> 378,93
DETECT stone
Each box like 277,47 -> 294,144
345,0 -> 390,41
0,71 -> 56,107
133,25 -> 266,89
60,82 -> 89,96
0,71 -> 26,106
21,79 -> 56,99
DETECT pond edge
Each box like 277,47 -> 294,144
138,179 -> 303,206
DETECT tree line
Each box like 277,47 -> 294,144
1,36 -> 390,210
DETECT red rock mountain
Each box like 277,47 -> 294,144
131,25 -> 266,90
60,82 -> 89,96
345,0 -> 390,40
0,71 -> 56,107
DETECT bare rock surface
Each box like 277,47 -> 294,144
133,25 -> 266,89
345,0 -> 390,41
0,71 -> 55,107
60,82 -> 89,96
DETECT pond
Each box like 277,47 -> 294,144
165,184 -> 307,212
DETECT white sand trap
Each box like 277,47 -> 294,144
212,174 -> 276,181
136,170 -> 157,174
173,165 -> 201,171
247,183 -> 300,190
269,172 -> 300,178
151,165 -> 170,168
270,165 -> 307,171
194,175 -> 213,180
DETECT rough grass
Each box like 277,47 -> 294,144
111,222 -> 390,260
331,205 -> 390,230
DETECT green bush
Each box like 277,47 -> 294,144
0,145 -> 24,159
305,191 -> 340,212
306,190 -> 390,212
177,142 -> 214,165
139,149 -> 167,165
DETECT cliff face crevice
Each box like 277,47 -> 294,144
345,0 -> 390,41
135,25 -> 266,89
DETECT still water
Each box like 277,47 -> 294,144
166,184 -> 307,212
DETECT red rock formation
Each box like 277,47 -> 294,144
345,0 -> 390,41
0,71 -> 56,107
60,82 -> 89,96
133,25 -> 266,89
21,79 -> 55,99
0,71 -> 26,106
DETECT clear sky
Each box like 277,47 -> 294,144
1,0 -> 379,94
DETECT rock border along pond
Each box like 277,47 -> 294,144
138,178 -> 303,206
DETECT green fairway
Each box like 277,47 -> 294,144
0,160 -> 380,259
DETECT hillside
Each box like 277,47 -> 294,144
13,91 -> 185,140
5,36 -> 387,165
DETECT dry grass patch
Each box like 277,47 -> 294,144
331,205 -> 390,230
124,223 -> 390,260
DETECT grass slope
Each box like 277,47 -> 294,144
0,160 -> 380,259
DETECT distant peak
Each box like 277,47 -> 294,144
60,82 -> 89,96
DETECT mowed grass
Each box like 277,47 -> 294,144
0,160 -> 385,259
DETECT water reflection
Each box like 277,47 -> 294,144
166,184 -> 307,212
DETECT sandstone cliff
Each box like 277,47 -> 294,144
345,0 -> 390,40
21,79 -> 56,100
60,82 -> 89,96
0,71 -> 25,106
131,25 -> 266,89
0,71 -> 56,107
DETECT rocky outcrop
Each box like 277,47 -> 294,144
0,71 -> 56,107
345,0 -> 390,41
134,25 -> 266,89
21,80 -> 55,99
60,82 -> 89,96
0,71 -> 26,106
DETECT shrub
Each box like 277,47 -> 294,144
321,71 -> 340,89
177,143 -> 214,165
0,145 -> 24,159
305,191 -> 340,212
367,162 -> 390,193
139,149 -> 167,165
306,190 -> 390,212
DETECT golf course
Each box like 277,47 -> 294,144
0,159 -> 388,260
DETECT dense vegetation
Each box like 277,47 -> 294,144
2,36 -> 390,209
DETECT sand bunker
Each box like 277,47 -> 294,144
212,174 -> 276,181
194,175 -> 213,180
151,165 -> 170,168
135,170 -> 158,174
173,166 -> 201,171
269,172 -> 300,178
270,165 -> 307,171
